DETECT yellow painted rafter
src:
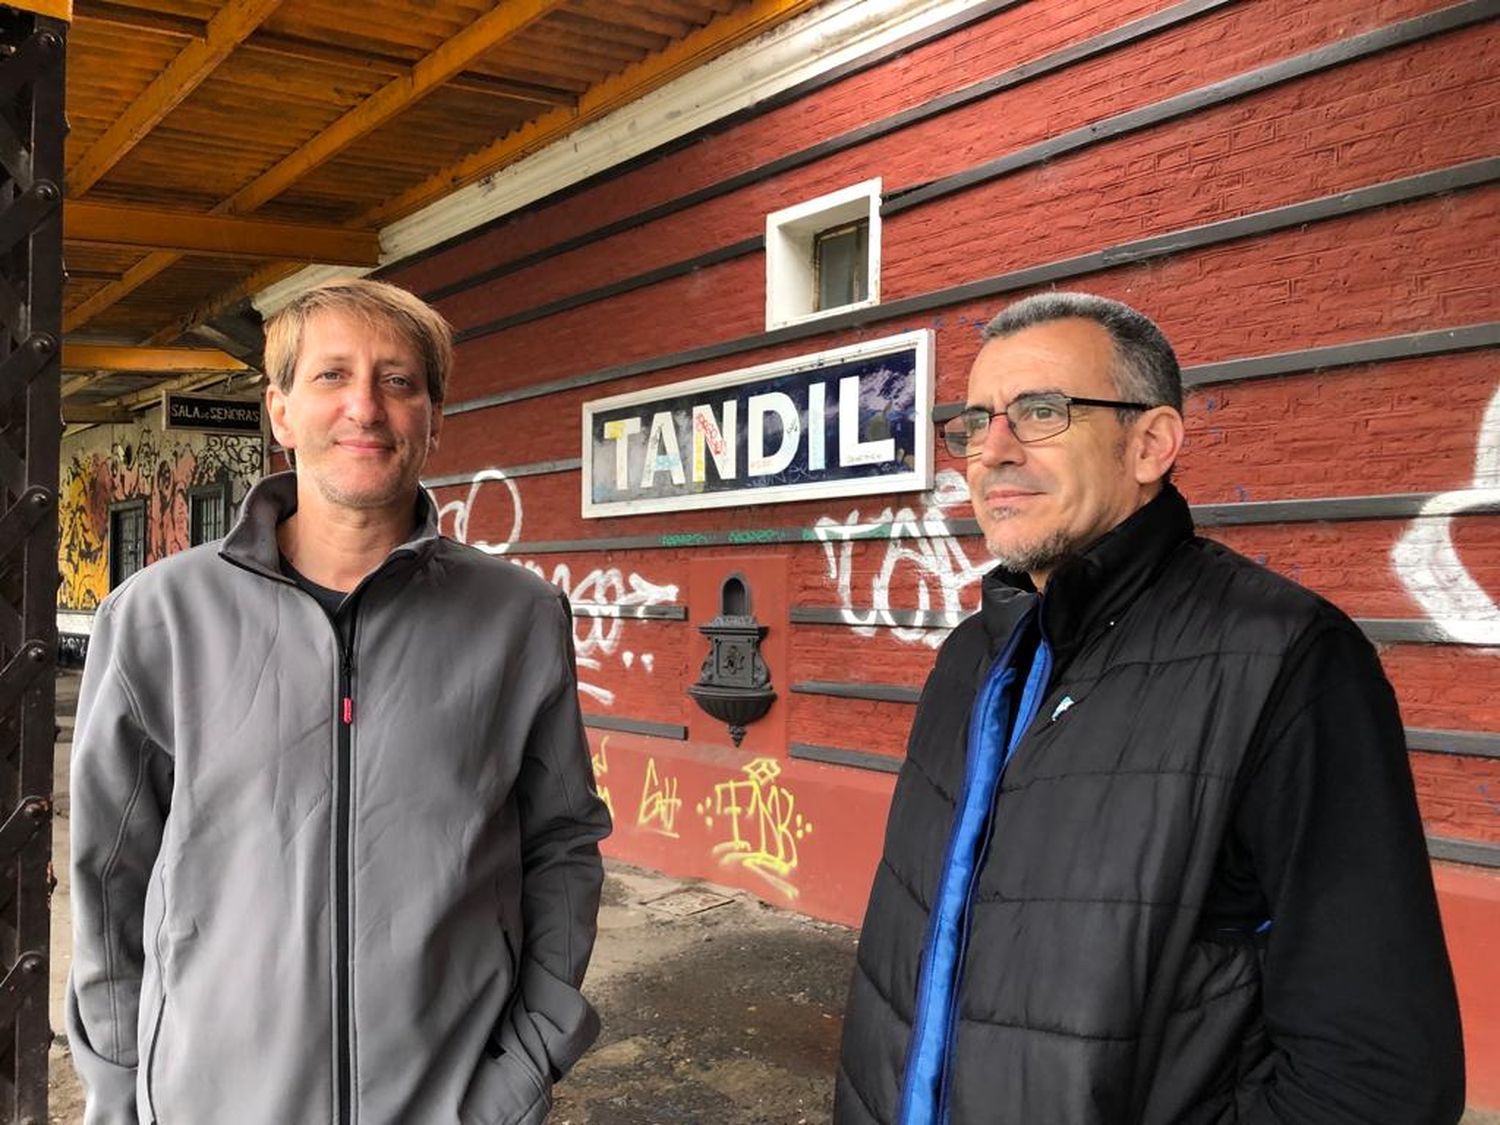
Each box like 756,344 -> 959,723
150,0 -> 823,345
67,201 -> 381,265
62,343 -> 249,373
66,0 -> 286,196
73,1 -> 575,105
147,259 -> 302,347
11,0 -> 72,20
222,0 -> 564,217
368,0 -> 825,224
64,404 -> 138,424
103,369 -> 243,411
63,0 -> 565,334
64,251 -> 177,333
62,371 -> 112,397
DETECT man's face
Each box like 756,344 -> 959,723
965,317 -> 1151,584
266,308 -> 441,517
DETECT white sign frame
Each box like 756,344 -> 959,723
581,329 -> 934,518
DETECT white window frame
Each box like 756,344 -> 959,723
765,177 -> 881,331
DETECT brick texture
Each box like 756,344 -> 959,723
404,0 -> 1498,869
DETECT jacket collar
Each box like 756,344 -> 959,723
219,471 -> 442,580
979,483 -> 1194,664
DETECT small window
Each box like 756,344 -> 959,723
766,178 -> 881,330
109,500 -> 146,588
814,219 -> 869,311
189,483 -> 230,546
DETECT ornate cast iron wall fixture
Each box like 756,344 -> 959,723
688,573 -> 775,746
0,7 -> 64,1120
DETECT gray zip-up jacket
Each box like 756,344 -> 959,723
67,473 -> 611,1125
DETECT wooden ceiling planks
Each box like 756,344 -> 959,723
61,0 -> 818,409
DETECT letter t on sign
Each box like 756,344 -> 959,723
602,417 -> 643,491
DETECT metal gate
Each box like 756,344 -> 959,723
0,3 -> 65,1120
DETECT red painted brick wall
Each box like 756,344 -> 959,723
393,0 -> 1498,1097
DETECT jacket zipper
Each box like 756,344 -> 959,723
335,610 -> 358,1125
934,636 -> 1053,1122
898,611 -> 1036,1125
143,990 -> 167,1124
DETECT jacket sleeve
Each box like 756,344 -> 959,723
66,598 -> 174,1125
491,590 -> 612,1097
1235,619 -> 1465,1125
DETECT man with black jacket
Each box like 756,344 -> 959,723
835,292 -> 1464,1124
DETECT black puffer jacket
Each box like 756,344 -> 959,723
836,485 -> 1462,1124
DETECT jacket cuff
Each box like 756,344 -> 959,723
66,986 -> 139,1125
517,958 -> 600,1078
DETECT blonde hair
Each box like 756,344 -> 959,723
263,278 -> 454,404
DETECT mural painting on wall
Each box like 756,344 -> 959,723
59,431 -> 263,610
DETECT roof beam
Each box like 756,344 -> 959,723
367,0 -> 824,224
65,266 -> 126,282
74,2 -> 575,106
66,201 -> 382,264
153,0 -> 823,343
66,0 -> 287,196
62,343 -> 249,372
64,405 -> 139,424
146,260 -> 302,346
101,369 -> 238,411
64,251 -> 178,333
73,0 -> 202,37
242,33 -> 576,106
62,371 -> 114,397
63,0 -> 565,334
222,0 -> 565,217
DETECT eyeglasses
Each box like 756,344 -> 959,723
934,392 -> 1151,457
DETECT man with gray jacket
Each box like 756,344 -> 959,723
67,278 -> 611,1124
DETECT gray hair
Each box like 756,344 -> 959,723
981,292 -> 1182,413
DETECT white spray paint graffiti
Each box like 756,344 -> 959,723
433,468 -> 679,705
815,468 -> 989,648
1391,383 -> 1500,645
433,468 -> 524,555
516,562 -> 679,706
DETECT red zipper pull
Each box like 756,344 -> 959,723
343,697 -> 353,725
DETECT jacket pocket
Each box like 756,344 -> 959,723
458,1049 -> 550,1125
464,922 -> 552,1125
1140,933 -> 1264,1125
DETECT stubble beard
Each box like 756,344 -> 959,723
984,519 -> 1077,576
311,473 -> 413,512
301,438 -> 424,513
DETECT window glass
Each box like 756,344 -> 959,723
814,219 -> 869,311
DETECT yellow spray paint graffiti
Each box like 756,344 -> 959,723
590,737 -> 615,822
59,469 -> 108,607
696,757 -> 812,900
637,757 -> 683,838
